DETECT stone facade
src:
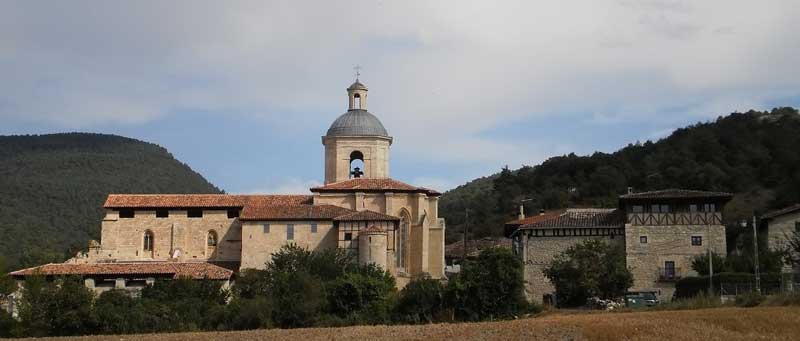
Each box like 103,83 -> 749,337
764,206 -> 800,271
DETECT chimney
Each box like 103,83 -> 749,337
539,209 -> 545,216
518,204 -> 525,220
627,186 -> 634,194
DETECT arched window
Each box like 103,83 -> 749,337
207,231 -> 218,246
353,93 -> 362,109
397,210 -> 410,271
143,230 -> 154,255
350,150 -> 365,178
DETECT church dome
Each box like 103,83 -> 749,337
326,109 -> 389,137
347,80 -> 368,91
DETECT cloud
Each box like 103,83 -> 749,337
1,0 -> 798,169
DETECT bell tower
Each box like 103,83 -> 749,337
322,78 -> 392,184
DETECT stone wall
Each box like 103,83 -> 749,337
767,211 -> 800,271
240,220 -> 336,269
625,223 -> 726,300
95,209 -> 242,262
522,234 -> 621,303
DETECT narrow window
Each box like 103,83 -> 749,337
344,232 -> 352,241
661,205 -> 670,213
227,209 -> 240,219
143,231 -> 154,251
310,223 -> 318,233
632,205 -> 643,213
651,204 -> 660,213
664,261 -> 676,280
263,224 -> 270,233
156,209 -> 169,218
119,209 -> 135,218
207,231 -> 218,246
689,204 -> 698,213
187,209 -> 203,218
691,236 -> 702,246
287,224 -> 294,240
640,236 -> 648,244
704,203 -> 716,212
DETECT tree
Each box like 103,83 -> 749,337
394,277 -> 447,324
543,239 -> 633,307
17,276 -> 95,337
447,247 -> 530,320
691,251 -> 728,275
785,230 -> 800,268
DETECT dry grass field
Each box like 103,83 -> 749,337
22,306 -> 800,341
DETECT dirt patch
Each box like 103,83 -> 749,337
21,306 -> 800,341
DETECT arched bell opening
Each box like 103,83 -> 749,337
350,150 -> 365,178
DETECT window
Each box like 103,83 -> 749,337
310,223 -> 318,233
640,236 -> 648,244
344,232 -> 352,241
227,209 -> 240,219
661,205 -> 670,213
119,209 -> 135,218
651,205 -> 660,213
632,205 -> 643,213
156,209 -> 169,218
287,224 -> 294,240
703,203 -> 716,212
263,224 -> 270,233
664,261 -> 676,280
207,231 -> 218,246
689,204 -> 698,213
691,236 -> 703,246
187,209 -> 203,218
143,231 -> 154,251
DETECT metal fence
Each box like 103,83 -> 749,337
720,272 -> 800,296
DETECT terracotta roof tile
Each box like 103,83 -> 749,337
505,212 -> 563,226
311,178 -> 441,196
763,203 -> 800,220
239,204 -> 354,221
520,209 -> 625,229
445,237 -> 512,259
103,194 -> 312,208
9,262 -> 233,280
619,189 -> 733,200
333,210 -> 399,221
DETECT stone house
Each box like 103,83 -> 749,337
762,204 -> 800,271
507,189 -> 733,303
10,79 -> 446,291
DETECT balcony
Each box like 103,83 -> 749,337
657,267 -> 682,282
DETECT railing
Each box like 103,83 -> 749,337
657,267 -> 682,282
627,212 -> 723,226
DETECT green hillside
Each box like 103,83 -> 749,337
440,107 -> 800,243
0,133 -> 222,269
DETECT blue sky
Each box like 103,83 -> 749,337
1,1 -> 799,193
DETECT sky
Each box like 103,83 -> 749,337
1,1 -> 799,194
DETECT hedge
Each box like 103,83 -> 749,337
674,272 -> 782,298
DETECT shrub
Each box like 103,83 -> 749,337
674,272 -> 782,298
447,247 -> 532,320
17,276 -> 95,337
543,239 -> 632,307
735,292 -> 765,307
395,277 -> 447,324
326,264 -> 396,324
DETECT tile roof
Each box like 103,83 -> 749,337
239,204 -> 354,221
505,212 -> 563,226
445,237 -> 512,259
333,210 -> 399,221
619,189 -> 733,200
762,203 -> 800,220
103,194 -> 312,208
9,262 -> 233,280
519,209 -> 625,229
310,178 -> 441,196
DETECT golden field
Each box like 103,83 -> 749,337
20,306 -> 800,341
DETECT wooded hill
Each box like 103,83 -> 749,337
440,107 -> 800,244
0,133 -> 221,269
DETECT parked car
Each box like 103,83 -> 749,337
625,291 -> 660,308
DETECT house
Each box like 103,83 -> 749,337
507,189 -> 733,302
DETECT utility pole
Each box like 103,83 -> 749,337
462,208 -> 469,263
753,214 -> 761,294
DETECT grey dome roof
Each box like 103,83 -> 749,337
326,109 -> 389,137
347,80 -> 368,91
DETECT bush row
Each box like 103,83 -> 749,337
674,272 -> 783,298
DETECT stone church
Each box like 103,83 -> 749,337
11,80 -> 446,292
